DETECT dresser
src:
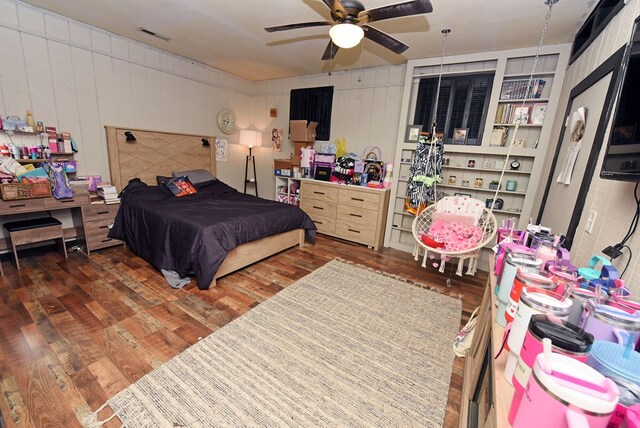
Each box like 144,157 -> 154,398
300,180 -> 390,250
81,203 -> 123,255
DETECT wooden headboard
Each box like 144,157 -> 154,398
105,126 -> 216,191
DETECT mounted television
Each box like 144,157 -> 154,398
601,23 -> 640,182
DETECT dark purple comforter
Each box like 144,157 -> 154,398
109,179 -> 316,289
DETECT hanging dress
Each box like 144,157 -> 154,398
405,136 -> 443,214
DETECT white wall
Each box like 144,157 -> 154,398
253,65 -> 405,199
540,0 -> 640,296
0,0 -> 253,190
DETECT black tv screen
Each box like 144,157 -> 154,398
601,40 -> 640,181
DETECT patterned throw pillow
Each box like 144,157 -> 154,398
165,176 -> 197,197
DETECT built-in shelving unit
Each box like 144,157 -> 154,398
385,45 -> 571,258
274,175 -> 301,206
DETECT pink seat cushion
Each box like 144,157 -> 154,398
427,213 -> 483,252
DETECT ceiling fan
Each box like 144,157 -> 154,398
264,0 -> 433,60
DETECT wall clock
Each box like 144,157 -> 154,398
510,159 -> 521,171
217,109 -> 237,135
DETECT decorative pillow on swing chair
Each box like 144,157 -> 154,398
425,212 -> 483,252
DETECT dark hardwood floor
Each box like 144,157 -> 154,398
0,235 -> 486,427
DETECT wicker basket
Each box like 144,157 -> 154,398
0,181 -> 52,200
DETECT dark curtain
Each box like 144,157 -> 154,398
289,86 -> 334,141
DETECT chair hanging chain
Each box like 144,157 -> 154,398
490,0 -> 558,213
432,29 -> 451,134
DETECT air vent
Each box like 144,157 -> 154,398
138,27 -> 171,42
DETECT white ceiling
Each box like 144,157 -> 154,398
22,0 -> 596,81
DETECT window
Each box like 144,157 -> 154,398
571,0 -> 626,64
413,74 -> 494,146
289,86 -> 334,141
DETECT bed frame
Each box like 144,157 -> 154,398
105,126 -> 305,288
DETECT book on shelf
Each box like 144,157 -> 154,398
500,79 -> 546,100
491,127 -> 508,147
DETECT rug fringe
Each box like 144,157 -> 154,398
332,257 -> 464,300
78,403 -> 117,428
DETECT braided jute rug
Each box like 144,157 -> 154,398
83,259 -> 462,427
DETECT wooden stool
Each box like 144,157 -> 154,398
3,217 -> 67,270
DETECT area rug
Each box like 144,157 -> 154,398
84,259 -> 462,427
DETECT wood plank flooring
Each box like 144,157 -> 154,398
0,235 -> 486,428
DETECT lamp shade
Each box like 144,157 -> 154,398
329,23 -> 364,49
239,129 -> 262,148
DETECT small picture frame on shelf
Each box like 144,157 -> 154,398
454,192 -> 472,198
482,160 -> 491,169
513,106 -> 530,124
405,125 -> 422,143
443,157 -> 450,165
468,159 -> 476,168
531,103 -> 547,124
452,128 -> 468,145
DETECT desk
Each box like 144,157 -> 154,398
459,255 -> 512,427
0,194 -> 123,257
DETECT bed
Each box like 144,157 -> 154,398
104,126 -> 316,289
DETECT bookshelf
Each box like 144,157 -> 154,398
386,45 -> 570,258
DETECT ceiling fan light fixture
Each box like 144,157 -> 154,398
329,23 -> 364,49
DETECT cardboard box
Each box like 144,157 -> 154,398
292,142 -> 314,166
274,159 -> 293,177
290,120 -> 318,143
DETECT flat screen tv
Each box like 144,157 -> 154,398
601,31 -> 640,182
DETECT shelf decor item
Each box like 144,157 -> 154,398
506,180 -> 518,191
489,180 -> 501,190
405,125 -> 422,143
475,178 -> 484,188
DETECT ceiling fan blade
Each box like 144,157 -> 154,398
320,0 -> 349,20
362,25 -> 408,54
358,0 -> 433,24
265,21 -> 331,33
321,40 -> 339,60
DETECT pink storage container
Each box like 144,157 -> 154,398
513,352 -> 619,428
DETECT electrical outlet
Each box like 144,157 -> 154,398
586,209 -> 597,233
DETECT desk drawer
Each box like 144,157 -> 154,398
301,182 -> 339,204
85,217 -> 115,238
309,213 -> 336,235
82,203 -> 120,220
338,188 -> 380,210
335,220 -> 376,246
43,194 -> 90,209
0,198 -> 45,214
337,204 -> 378,226
300,199 -> 337,219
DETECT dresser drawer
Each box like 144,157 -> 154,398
43,194 -> 90,209
84,217 -> 116,238
309,214 -> 336,235
301,198 -> 337,219
301,182 -> 339,204
0,197 -> 45,214
337,204 -> 378,226
335,220 -> 376,246
338,188 -> 380,210
82,203 -> 120,220
87,233 -> 123,251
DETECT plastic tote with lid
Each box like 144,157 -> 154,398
587,341 -> 640,427
513,352 -> 619,428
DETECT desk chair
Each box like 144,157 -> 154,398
3,217 -> 67,270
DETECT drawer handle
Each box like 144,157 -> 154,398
99,225 -> 108,229
9,204 -> 26,208
313,191 -> 325,195
351,197 -> 364,202
101,238 -> 113,243
314,220 -> 324,225
349,213 -> 362,218
347,228 -> 360,233
97,211 -> 109,215
60,199 -> 74,203
313,206 -> 324,210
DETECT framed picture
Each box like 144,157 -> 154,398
454,192 -> 472,198
405,125 -> 422,143
452,128 -> 468,145
513,106 -> 530,124
531,103 -> 547,125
